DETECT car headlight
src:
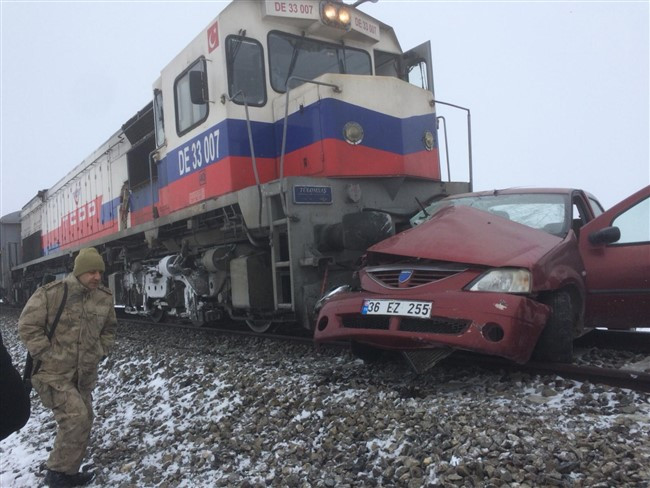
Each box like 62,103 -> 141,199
467,268 -> 532,293
313,285 -> 351,313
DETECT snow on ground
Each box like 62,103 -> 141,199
1,309 -> 649,487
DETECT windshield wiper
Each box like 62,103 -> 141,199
415,197 -> 429,217
284,37 -> 305,89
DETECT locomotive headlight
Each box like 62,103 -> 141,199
323,3 -> 337,21
321,2 -> 352,29
467,268 -> 532,293
338,8 -> 351,25
343,121 -> 364,145
423,130 -> 435,151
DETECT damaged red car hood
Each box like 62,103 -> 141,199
370,205 -> 563,268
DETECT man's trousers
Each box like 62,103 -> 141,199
35,382 -> 93,474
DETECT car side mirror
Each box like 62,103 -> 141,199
189,71 -> 208,104
588,226 -> 621,245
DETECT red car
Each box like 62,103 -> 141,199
314,186 -> 649,368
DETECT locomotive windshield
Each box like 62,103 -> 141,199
226,36 -> 267,107
268,31 -> 371,93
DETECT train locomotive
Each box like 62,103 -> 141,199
9,0 -> 470,332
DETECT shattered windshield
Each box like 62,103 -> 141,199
410,193 -> 571,236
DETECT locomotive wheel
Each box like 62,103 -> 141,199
191,316 -> 207,327
246,319 -> 273,333
149,309 -> 166,323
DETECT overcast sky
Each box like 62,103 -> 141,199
1,0 -> 648,216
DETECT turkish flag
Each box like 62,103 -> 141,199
207,21 -> 219,53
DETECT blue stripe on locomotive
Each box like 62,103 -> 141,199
130,99 -> 437,213
100,197 -> 121,225
129,180 -> 160,213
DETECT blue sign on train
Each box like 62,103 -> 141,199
293,185 -> 333,204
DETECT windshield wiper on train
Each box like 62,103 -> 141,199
284,37 -> 305,90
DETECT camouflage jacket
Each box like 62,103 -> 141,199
18,273 -> 117,391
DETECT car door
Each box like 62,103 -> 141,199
579,185 -> 650,329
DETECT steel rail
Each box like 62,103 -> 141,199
574,329 -> 650,354
447,353 -> 650,393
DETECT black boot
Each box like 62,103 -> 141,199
44,469 -> 95,487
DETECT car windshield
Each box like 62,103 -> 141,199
410,193 -> 571,236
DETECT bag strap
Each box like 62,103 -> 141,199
31,282 -> 68,378
47,282 -> 68,341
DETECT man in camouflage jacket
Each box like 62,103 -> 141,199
19,247 -> 116,487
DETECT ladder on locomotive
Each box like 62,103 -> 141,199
266,187 -> 294,312
227,88 -> 296,314
264,76 -> 340,315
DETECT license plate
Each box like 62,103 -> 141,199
362,299 -> 432,318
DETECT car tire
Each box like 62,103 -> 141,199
533,290 -> 574,363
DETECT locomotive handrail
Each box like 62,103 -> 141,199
148,148 -> 159,219
431,99 -> 473,192
279,77 -> 342,214
436,115 -> 451,182
225,90 -> 264,228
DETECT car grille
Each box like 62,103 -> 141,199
341,314 -> 390,330
399,316 -> 470,335
366,264 -> 467,288
340,314 -> 470,335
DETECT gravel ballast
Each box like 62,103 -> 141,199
1,308 -> 649,487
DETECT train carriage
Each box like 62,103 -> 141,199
11,0 -> 471,331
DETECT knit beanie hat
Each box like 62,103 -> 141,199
73,248 -> 105,277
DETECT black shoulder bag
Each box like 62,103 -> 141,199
23,283 -> 68,394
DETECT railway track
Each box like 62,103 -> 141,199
574,328 -> 650,353
118,315 -> 650,393
445,353 -> 650,394
117,314 -> 315,344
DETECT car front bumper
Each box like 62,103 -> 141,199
314,290 -> 550,363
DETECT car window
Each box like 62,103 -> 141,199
571,197 -> 593,237
612,196 -> 650,244
588,197 -> 604,217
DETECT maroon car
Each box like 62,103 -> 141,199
314,186 -> 649,368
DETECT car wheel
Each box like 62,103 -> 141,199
533,290 -> 574,363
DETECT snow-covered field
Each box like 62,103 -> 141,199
1,308 -> 649,487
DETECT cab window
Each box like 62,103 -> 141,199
226,36 -> 266,107
268,31 -> 371,93
174,58 -> 209,136
407,61 -> 429,90
374,50 -> 399,77
153,89 -> 165,147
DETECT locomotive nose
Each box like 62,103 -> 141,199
315,211 -> 395,252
